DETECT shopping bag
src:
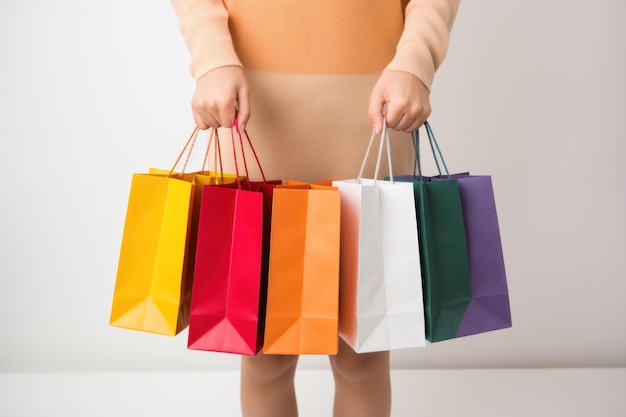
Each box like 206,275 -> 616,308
394,122 -> 473,343
424,124 -> 511,337
188,125 -> 281,354
149,129 -> 243,295
263,180 -> 341,354
110,129 -> 204,336
333,123 -> 425,352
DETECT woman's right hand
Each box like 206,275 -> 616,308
191,65 -> 250,131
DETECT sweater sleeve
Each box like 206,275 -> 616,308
384,0 -> 461,91
170,0 -> 242,80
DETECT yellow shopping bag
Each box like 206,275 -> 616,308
110,128 -> 240,336
110,172 -> 193,335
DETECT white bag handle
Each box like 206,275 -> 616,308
356,118 -> 393,184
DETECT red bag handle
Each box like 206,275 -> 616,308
230,115 -> 268,189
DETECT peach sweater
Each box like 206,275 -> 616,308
170,0 -> 460,181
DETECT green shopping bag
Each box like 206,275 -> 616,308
414,180 -> 472,342
394,123 -> 472,342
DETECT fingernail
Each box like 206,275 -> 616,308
374,124 -> 381,134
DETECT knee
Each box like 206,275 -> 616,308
241,354 -> 299,385
330,342 -> 390,384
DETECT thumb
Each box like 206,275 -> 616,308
235,83 -> 251,132
368,87 -> 386,134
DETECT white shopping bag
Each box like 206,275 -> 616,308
333,123 -> 425,353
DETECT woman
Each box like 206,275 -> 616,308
170,1 -> 460,416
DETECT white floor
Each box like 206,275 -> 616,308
1,368 -> 625,416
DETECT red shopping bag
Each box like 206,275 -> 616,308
188,125 -> 281,354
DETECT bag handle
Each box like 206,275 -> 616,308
413,121 -> 451,181
167,126 -> 227,179
357,118 -> 393,183
201,128 -> 219,174
200,128 -> 230,184
230,116 -> 268,189
168,127 -> 201,177
425,121 -> 450,177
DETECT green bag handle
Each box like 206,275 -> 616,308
413,121 -> 451,181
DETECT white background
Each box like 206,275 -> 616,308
0,0 -> 625,414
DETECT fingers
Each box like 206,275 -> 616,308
367,96 -> 385,134
235,83 -> 251,132
385,99 -> 430,133
191,90 -> 238,130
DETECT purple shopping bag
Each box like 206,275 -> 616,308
431,173 -> 512,336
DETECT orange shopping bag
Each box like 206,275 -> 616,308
264,180 -> 341,354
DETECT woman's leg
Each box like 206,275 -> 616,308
240,353 -> 300,417
329,339 -> 391,417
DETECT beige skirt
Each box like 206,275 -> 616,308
218,70 -> 415,183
